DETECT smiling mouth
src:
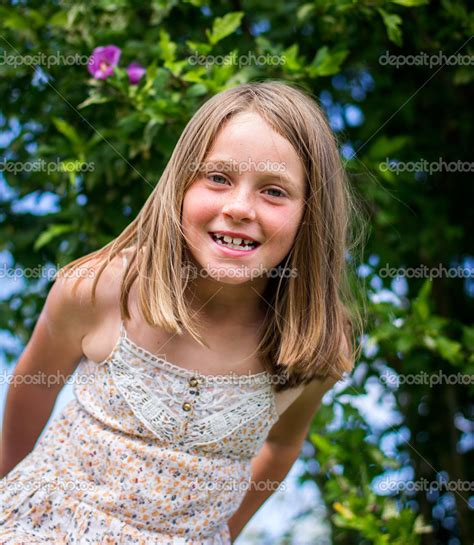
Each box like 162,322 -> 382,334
209,232 -> 261,251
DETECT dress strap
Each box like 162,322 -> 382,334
119,319 -> 128,340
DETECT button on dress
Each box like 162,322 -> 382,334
0,319 -> 280,544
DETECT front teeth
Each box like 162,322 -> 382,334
212,233 -> 257,251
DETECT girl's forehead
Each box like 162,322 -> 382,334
215,111 -> 274,138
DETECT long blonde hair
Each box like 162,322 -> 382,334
59,80 -> 367,392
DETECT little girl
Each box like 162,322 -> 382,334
0,80 -> 362,544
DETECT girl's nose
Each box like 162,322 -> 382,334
221,197 -> 257,222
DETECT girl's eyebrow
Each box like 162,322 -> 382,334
203,157 -> 297,188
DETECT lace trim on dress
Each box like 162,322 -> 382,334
99,318 -> 279,448
105,254 -> 280,446
109,350 -> 277,448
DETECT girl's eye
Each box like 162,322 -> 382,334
207,175 -> 286,198
208,174 -> 228,185
265,187 -> 286,198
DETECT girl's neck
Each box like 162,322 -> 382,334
185,279 -> 268,329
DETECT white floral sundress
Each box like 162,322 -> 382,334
0,317 -> 280,544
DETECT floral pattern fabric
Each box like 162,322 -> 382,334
0,320 -> 280,544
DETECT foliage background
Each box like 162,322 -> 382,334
0,0 -> 473,544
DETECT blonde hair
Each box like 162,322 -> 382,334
59,80 -> 368,392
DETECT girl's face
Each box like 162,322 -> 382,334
182,111 -> 306,284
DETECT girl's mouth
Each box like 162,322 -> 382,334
209,232 -> 261,256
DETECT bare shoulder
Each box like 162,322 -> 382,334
42,250 -> 129,357
75,248 -> 134,363
54,250 -> 128,323
9,248 -> 135,395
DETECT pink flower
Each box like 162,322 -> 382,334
126,62 -> 146,85
87,45 -> 121,80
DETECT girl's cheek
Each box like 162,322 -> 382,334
265,211 -> 292,233
183,190 -> 210,221
189,185 -> 220,211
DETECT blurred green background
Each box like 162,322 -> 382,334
0,1 -> 473,544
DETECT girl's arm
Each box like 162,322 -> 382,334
226,374 -> 340,543
0,273 -> 95,478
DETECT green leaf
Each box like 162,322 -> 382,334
34,224 -> 75,251
411,279 -> 432,322
182,67 -> 207,83
453,68 -> 474,85
413,514 -> 434,534
423,335 -> 436,350
186,83 -> 208,97
310,433 -> 346,459
307,46 -> 349,77
297,3 -> 315,22
163,59 -> 188,78
159,29 -> 177,63
143,119 -> 161,150
378,9 -> 403,46
141,62 -> 159,95
368,135 -> 411,160
389,0 -> 429,6
186,40 -> 212,55
182,0 -> 207,5
0,7 -> 32,30
255,36 -> 273,52
395,334 -> 416,352
27,9 -> 46,27
52,117 -> 83,151
206,12 -> 244,46
77,94 -> 112,109
281,44 -> 301,72
435,336 -> 463,365
412,296 -> 430,321
417,278 -> 432,302
462,325 -> 474,351
333,502 -> 355,520
48,10 -> 68,27
143,108 -> 165,124
117,112 -> 145,132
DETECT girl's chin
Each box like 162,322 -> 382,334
188,258 -> 267,282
